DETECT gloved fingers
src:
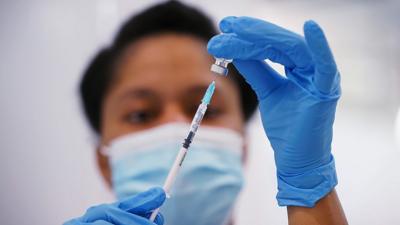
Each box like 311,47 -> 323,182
208,33 -> 294,67
66,219 -> 114,225
232,59 -> 287,100
218,16 -> 312,68
118,187 -> 166,214
63,218 -> 86,225
82,205 -> 156,225
145,211 -> 164,225
86,220 -> 114,225
303,20 -> 340,94
90,221 -> 114,225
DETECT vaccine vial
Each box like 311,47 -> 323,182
210,58 -> 232,76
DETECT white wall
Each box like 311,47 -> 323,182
0,0 -> 399,224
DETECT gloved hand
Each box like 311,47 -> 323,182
208,16 -> 340,207
64,187 -> 166,225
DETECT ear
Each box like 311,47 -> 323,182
96,146 -> 112,188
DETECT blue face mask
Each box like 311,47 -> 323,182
103,123 -> 245,225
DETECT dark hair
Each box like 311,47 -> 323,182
80,0 -> 258,133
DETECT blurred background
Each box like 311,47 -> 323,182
1,0 -> 399,224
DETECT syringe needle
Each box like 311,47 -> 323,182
202,81 -> 215,105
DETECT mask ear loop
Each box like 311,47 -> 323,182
241,136 -> 248,165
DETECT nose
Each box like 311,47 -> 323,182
158,103 -> 190,124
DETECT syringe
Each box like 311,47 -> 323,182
149,81 -> 216,222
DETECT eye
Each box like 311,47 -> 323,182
187,104 -> 222,120
203,106 -> 222,120
125,110 -> 154,124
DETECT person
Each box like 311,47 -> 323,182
64,1 -> 348,225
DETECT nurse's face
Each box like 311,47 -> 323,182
98,33 -> 245,184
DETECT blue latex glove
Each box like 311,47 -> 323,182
64,187 -> 166,225
208,17 -> 340,207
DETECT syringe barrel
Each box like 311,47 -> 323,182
163,146 -> 188,194
189,103 -> 207,133
181,103 -> 207,149
150,103 -> 207,222
149,146 -> 188,222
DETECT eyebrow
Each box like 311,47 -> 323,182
184,84 -> 223,104
116,84 -> 217,103
117,89 -> 156,102
186,85 -> 210,94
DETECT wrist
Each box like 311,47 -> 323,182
276,155 -> 338,207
